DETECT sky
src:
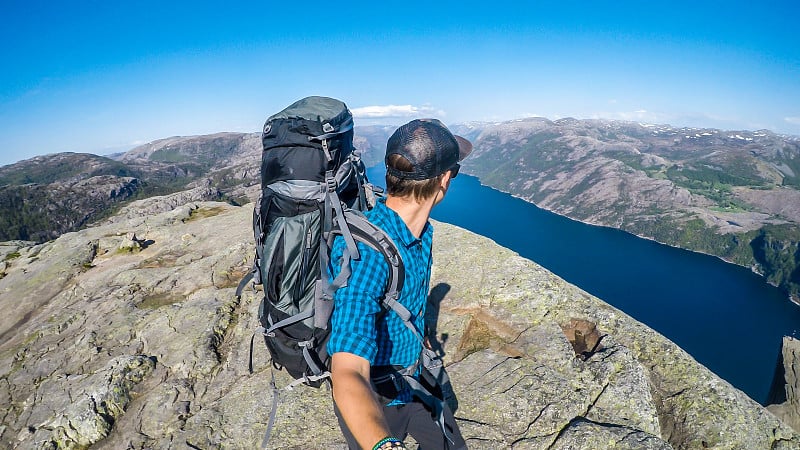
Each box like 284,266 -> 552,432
1,0 -> 799,167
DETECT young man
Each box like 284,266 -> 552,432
327,119 -> 472,450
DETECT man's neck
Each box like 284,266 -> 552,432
384,194 -> 436,238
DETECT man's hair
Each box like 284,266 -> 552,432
385,154 -> 443,200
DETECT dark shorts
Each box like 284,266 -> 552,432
334,400 -> 467,450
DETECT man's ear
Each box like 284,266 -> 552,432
440,170 -> 453,189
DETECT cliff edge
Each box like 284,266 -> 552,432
0,193 -> 797,449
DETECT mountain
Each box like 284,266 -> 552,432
0,153 -> 143,242
452,118 -> 800,301
2,119 -> 799,299
0,133 -> 261,243
0,192 -> 797,448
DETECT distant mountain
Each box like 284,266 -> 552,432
452,117 -> 800,301
0,153 -> 144,242
352,125 -> 397,167
2,120 -> 798,299
0,133 -> 262,243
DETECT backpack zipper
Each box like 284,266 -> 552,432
296,227 -> 314,301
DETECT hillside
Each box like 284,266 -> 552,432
2,119 -> 799,299
0,133 -> 260,243
0,193 -> 797,449
453,118 -> 800,301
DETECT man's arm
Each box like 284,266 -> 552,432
331,352 -> 393,449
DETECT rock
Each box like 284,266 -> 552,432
767,336 -> 800,431
560,317 -> 604,360
0,197 -> 798,449
30,355 -> 156,449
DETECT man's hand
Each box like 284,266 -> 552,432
331,352 -> 394,450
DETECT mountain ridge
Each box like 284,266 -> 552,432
1,117 -> 798,299
453,118 -> 800,301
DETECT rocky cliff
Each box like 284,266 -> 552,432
0,134 -> 262,244
1,192 -> 797,449
5,119 -> 798,300
768,336 -> 800,432
453,118 -> 800,301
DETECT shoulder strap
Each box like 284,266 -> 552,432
323,210 -> 405,308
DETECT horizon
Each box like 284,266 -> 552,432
4,114 -> 800,168
2,1 -> 799,167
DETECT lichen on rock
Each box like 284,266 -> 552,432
0,199 -> 797,449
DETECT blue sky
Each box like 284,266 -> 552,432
1,1 -> 799,167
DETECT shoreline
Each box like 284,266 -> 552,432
471,177 -> 800,306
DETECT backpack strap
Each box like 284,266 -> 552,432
325,210 -> 405,304
307,116 -> 354,162
236,192 -> 270,298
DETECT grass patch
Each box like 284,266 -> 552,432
4,252 -> 21,261
184,206 -> 228,222
138,292 -> 185,309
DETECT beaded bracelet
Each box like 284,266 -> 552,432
372,437 -> 406,450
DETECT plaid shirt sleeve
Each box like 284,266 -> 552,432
327,238 -> 388,364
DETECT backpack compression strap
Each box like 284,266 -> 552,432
236,154 -> 363,300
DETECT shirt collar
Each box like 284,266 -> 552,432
375,197 -> 432,248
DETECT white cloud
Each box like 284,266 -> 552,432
351,104 -> 444,119
785,117 -> 800,125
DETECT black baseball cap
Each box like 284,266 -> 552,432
385,119 -> 473,181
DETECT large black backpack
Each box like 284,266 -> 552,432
237,96 -> 404,387
237,97 -> 456,447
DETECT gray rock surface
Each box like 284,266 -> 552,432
768,336 -> 800,432
1,196 -> 798,449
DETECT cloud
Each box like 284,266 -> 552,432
785,117 -> 800,125
351,104 -> 444,119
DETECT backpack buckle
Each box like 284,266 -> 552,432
325,171 -> 337,192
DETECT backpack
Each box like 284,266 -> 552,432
237,96 -> 456,447
236,96 -> 400,386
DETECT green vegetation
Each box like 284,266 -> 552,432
184,206 -> 229,222
606,150 -> 646,172
0,186 -> 56,242
626,215 -> 800,299
750,224 -> 800,299
469,121 -> 800,301
150,148 -> 192,163
663,165 -> 755,211
775,149 -> 800,188
137,292 -> 184,309
0,154 -> 137,186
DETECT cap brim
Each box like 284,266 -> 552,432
455,135 -> 473,162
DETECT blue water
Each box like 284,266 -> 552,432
367,166 -> 800,404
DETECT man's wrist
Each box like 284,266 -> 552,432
373,437 -> 406,450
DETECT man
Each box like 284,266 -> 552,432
328,119 -> 471,450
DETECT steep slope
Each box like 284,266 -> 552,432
0,133 -> 261,243
0,194 -> 797,449
3,121 -> 798,297
0,153 -> 145,242
454,118 -> 800,300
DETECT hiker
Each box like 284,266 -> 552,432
328,119 -> 472,450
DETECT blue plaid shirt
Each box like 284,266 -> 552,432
327,198 -> 433,404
